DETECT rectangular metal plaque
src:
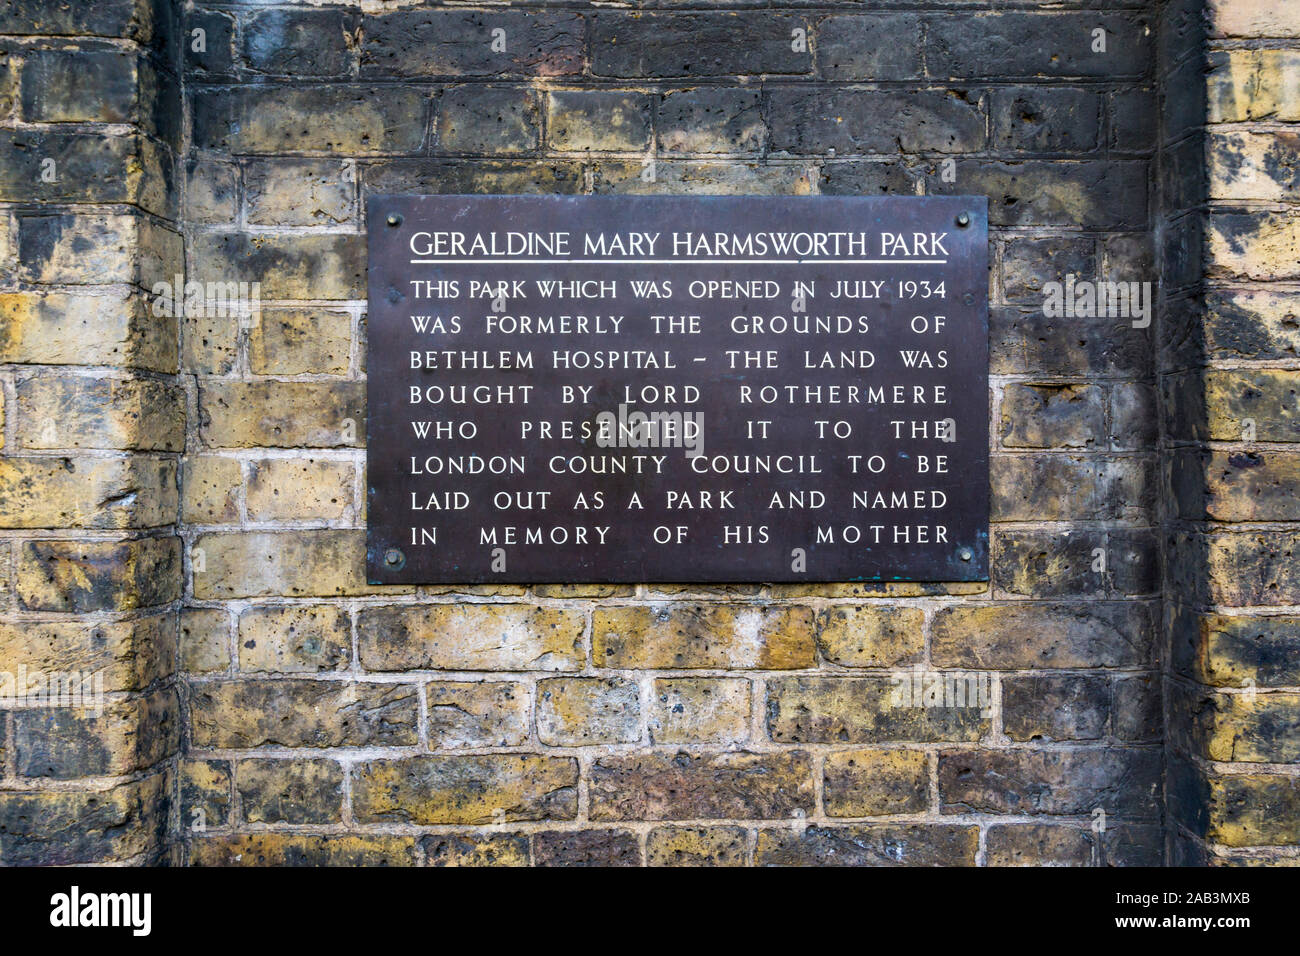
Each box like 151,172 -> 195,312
366,195 -> 988,583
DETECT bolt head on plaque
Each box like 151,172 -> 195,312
386,213 -> 402,227
956,212 -> 971,228
383,547 -> 406,570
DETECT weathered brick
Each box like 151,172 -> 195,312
1183,690 -> 1300,763
181,759 -> 231,829
3,0 -> 173,41
189,232 -> 364,300
182,455 -> 240,524
912,160 -> 1150,230
1210,130 -> 1300,202
823,749 -> 929,817
1207,49 -> 1300,122
185,156 -> 237,225
181,308 -> 237,377
0,50 -> 17,119
191,834 -> 416,867
589,751 -> 812,821
766,677 -> 989,744
938,749 -> 1161,816
1002,237 -> 1097,302
985,824 -> 1094,866
435,86 -> 539,155
999,383 -> 1105,449
817,14 -> 921,80
588,160 -> 814,196
180,607 -> 230,674
1181,449 -> 1300,521
0,456 -> 176,529
190,679 -> 418,748
1114,674 -> 1162,742
0,289 -> 174,371
0,131 -> 173,217
362,10 -> 584,78
16,374 -> 183,451
0,615 -> 175,693
1109,88 -> 1158,152
991,530 -> 1105,599
193,86 -> 428,154
536,677 -> 640,746
927,12 -> 1152,78
18,536 -> 180,612
932,602 -> 1153,669
1205,369 -> 1300,442
248,308 -> 351,375
755,825 -> 978,866
193,530 -> 391,599
358,604 -> 583,671
990,307 -> 1151,377
649,677 -> 750,745
592,12 -> 810,78
20,49 -> 136,123
991,455 -> 1153,523
1209,775 -> 1300,847
769,88 -> 984,155
1002,675 -> 1111,742
992,88 -> 1101,152
243,8 -> 355,77
815,606 -> 924,668
427,681 -> 529,749
186,9 -> 235,76
246,458 -> 353,522
199,381 -> 363,449
1110,382 -> 1158,451
1178,611 -> 1300,688
362,160 -> 585,202
1205,289 -> 1300,361
236,759 -> 344,824
534,829 -> 640,867
547,91 -> 651,152
657,88 -> 764,155
1209,211 -> 1300,281
1200,532 -> 1300,606
593,604 -> 814,669
244,159 -> 356,227
1210,0 -> 1300,37
421,833 -> 529,867
353,756 -> 578,825
237,605 -> 350,673
0,774 -> 169,865
647,826 -> 748,867
14,689 -> 177,779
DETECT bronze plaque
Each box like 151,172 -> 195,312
366,195 -> 988,583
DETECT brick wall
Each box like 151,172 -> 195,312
1161,0 -> 1300,865
0,0 -> 182,864
0,0 -> 1293,866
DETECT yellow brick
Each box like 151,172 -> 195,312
182,455 -> 241,524
237,604 -> 350,673
649,677 -> 750,744
249,308 -> 351,375
245,457 -> 353,521
592,604 -> 815,669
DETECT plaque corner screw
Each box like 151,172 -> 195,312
386,213 -> 403,228
383,547 -> 406,570
959,548 -> 973,562
955,212 -> 971,229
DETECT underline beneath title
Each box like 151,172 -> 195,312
408,259 -> 951,265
